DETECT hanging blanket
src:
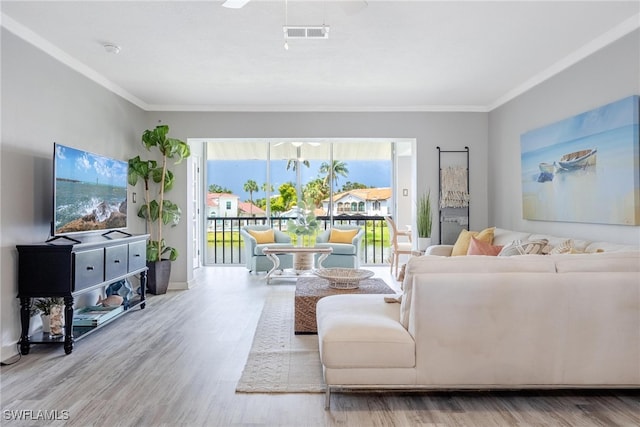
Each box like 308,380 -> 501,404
440,166 -> 469,208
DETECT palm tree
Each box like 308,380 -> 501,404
243,179 -> 259,215
261,182 -> 274,194
303,178 -> 329,208
320,160 -> 349,190
286,159 -> 310,171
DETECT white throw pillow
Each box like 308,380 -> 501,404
498,239 -> 549,256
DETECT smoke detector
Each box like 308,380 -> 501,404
103,44 -> 121,54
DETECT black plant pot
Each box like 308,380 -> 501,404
147,260 -> 172,295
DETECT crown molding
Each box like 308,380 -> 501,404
3,11 -> 638,114
146,104 -> 489,113
487,13 -> 640,112
1,13 -> 150,111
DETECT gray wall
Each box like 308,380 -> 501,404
4,23 -> 637,362
488,30 -> 640,244
1,29 -> 489,361
1,30 -> 147,360
147,111 -> 489,285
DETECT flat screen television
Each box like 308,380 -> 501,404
52,143 -> 128,238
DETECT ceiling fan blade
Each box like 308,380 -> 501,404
222,0 -> 251,9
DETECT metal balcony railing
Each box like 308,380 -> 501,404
205,215 -> 390,266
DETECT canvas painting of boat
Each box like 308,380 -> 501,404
521,95 -> 639,225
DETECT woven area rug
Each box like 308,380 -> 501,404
236,288 -> 325,393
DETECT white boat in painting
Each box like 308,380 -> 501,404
536,148 -> 597,182
538,162 -> 555,173
554,148 -> 597,171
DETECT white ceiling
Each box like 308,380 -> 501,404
2,1 -> 639,112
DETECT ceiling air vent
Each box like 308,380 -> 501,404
283,26 -> 330,39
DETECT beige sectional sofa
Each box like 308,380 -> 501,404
316,228 -> 640,408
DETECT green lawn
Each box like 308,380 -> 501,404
207,224 -> 389,246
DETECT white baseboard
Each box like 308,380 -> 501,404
168,280 -> 191,291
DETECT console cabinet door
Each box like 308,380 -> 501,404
105,244 -> 128,280
128,240 -> 147,272
73,249 -> 104,292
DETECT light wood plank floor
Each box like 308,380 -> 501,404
2,266 -> 639,426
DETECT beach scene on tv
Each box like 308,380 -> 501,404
54,144 -> 128,234
520,96 -> 639,226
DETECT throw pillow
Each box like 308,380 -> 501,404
397,263 -> 407,281
498,239 -> 549,256
328,228 -> 358,243
466,236 -> 503,256
451,227 -> 496,256
384,295 -> 403,304
247,229 -> 275,244
549,239 -> 574,254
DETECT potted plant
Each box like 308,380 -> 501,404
33,297 -> 64,335
286,199 -> 319,270
286,198 -> 319,246
416,189 -> 433,251
128,125 -> 191,294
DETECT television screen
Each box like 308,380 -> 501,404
53,143 -> 128,235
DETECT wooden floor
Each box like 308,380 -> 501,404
1,266 -> 639,427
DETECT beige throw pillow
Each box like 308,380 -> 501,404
498,239 -> 549,256
247,229 -> 275,244
451,227 -> 496,256
549,239 -> 574,254
328,228 -> 358,243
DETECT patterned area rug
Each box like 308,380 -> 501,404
236,288 -> 325,393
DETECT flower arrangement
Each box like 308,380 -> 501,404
286,199 -> 319,238
32,297 -> 64,316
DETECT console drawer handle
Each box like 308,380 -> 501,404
114,259 -> 120,263
86,266 -> 94,271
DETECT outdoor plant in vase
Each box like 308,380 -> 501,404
128,125 -> 191,294
416,189 -> 433,252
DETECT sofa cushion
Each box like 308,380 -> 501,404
253,242 -> 291,256
451,227 -> 495,256
317,294 -> 415,369
315,242 -> 357,255
498,239 -> 548,256
467,236 -> 503,256
400,255 -> 557,329
551,251 -> 640,272
585,241 -> 640,253
247,228 -> 275,244
492,228 -> 534,246
328,228 -> 358,243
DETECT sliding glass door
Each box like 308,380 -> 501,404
204,139 -> 397,266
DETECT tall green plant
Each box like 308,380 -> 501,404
128,125 -> 191,262
416,189 -> 433,238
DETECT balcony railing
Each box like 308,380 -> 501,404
205,215 -> 391,266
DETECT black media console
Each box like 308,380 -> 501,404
16,234 -> 149,355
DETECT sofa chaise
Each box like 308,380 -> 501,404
316,228 -> 640,408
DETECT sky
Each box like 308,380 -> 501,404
207,159 -> 391,200
55,143 -> 128,187
521,95 -> 638,154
